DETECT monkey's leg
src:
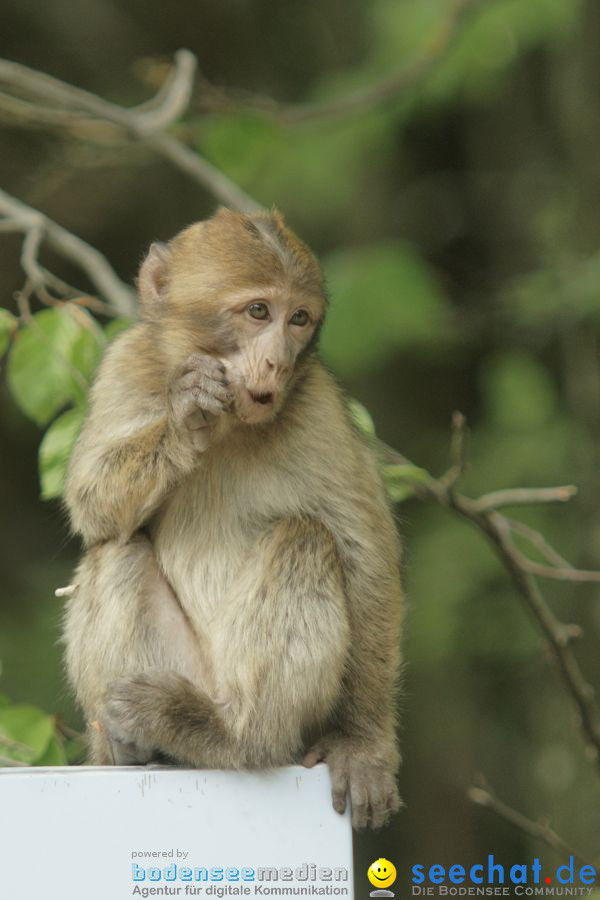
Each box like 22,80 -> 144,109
64,534 -> 214,765
102,516 -> 350,769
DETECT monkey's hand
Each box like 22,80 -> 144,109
169,354 -> 232,449
303,734 -> 401,829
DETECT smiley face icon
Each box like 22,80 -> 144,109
368,858 -> 397,889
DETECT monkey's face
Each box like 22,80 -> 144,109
138,207 -> 326,425
222,289 -> 323,425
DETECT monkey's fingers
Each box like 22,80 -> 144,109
192,387 -> 231,415
331,769 -> 349,816
180,353 -> 227,380
367,780 -> 391,830
177,370 -> 231,406
349,779 -> 369,830
365,774 -> 403,830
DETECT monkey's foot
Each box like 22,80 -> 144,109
303,735 -> 402,830
103,671 -> 222,768
102,673 -> 172,765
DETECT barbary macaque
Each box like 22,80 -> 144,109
63,207 -> 403,829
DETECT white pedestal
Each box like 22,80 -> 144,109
0,764 -> 354,900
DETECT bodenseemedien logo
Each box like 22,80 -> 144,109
131,861 -> 350,896
368,858 -> 397,897
411,855 -> 597,895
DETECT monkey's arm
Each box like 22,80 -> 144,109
65,328 -> 229,545
297,377 -> 403,828
305,499 -> 403,828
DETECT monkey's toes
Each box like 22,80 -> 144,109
103,673 -> 162,746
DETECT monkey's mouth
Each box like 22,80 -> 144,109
249,391 -> 274,406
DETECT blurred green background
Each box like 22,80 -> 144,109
1,0 -> 600,888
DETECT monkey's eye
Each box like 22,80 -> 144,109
247,302 -> 270,320
290,308 -> 309,326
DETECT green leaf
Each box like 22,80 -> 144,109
383,463 -> 433,502
386,482 -> 418,503
383,463 -> 432,484
201,113 -> 283,185
65,733 -> 86,764
0,308 -> 17,357
0,704 -> 56,764
320,242 -> 450,376
37,735 -> 68,766
39,407 -> 85,500
7,307 -> 101,425
346,398 -> 377,437
104,316 -> 134,342
481,352 -> 558,430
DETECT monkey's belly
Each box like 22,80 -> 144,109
150,471 -> 264,646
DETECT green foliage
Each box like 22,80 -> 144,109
7,306 -> 103,425
481,352 -> 558,430
200,111 -> 393,224
5,305 -> 106,500
383,463 -> 433,502
0,703 -> 67,766
320,242 -> 450,376
346,398 -> 376,438
505,252 -> 600,329
38,407 -> 85,500
0,307 -> 17,356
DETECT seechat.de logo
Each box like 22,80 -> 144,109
369,858 -> 397,897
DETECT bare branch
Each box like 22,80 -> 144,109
0,734 -> 36,754
440,410 -> 468,488
379,425 -> 600,769
472,486 -> 578,513
195,0 -> 484,126
129,49 -> 197,134
497,516 -> 600,584
0,52 -> 262,213
0,755 -> 30,767
0,187 -> 136,315
468,783 -> 590,868
507,519 -> 572,569
520,562 -> 600,583
147,132 -> 262,213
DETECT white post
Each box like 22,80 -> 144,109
0,763 -> 354,900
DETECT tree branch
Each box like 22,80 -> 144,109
472,486 -> 578,513
0,187 -> 136,316
379,423 -> 600,769
467,783 -> 590,868
194,0 -> 485,126
0,51 -> 262,213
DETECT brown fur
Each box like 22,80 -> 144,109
63,208 -> 403,829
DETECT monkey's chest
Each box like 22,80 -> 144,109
150,462 -> 298,626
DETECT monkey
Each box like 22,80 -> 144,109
62,207 -> 403,830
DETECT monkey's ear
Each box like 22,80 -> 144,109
138,242 -> 172,307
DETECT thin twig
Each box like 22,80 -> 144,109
379,430 -> 600,768
472,486 -> 578,513
507,519 -> 572,569
497,517 -> 600,583
0,187 -> 136,315
195,0 -> 484,126
468,784 -> 590,868
0,734 -> 36,754
0,52 -> 262,213
441,410 -> 467,488
0,755 -> 30,767
128,49 -> 197,134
